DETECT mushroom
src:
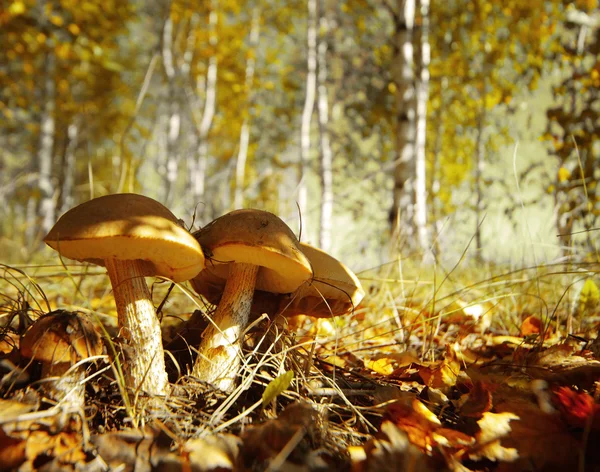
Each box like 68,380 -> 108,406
191,209 -> 312,391
20,310 -> 103,409
191,242 -> 364,318
44,193 -> 205,396
280,243 -> 365,318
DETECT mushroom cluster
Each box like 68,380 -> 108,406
43,194 -> 364,397
190,209 -> 313,391
189,210 -> 365,392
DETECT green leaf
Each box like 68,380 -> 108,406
262,370 -> 294,407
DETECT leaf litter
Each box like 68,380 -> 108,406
1,261 -> 600,470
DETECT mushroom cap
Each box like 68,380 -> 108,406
44,193 -> 205,282
281,243 -> 365,318
21,310 -> 103,364
194,209 -> 312,294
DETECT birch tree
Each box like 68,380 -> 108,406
414,0 -> 430,251
187,7 -> 218,217
161,13 -> 182,208
387,0 -> 417,244
299,0 -> 318,236
37,52 -> 56,238
234,8 -> 261,209
316,0 -> 333,252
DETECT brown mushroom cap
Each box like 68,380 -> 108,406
21,311 -> 103,364
195,209 -> 312,294
281,243 -> 365,318
44,193 -> 205,282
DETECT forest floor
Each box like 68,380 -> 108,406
1,257 -> 600,471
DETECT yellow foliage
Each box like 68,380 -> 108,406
557,167 -> 571,183
8,1 -> 26,15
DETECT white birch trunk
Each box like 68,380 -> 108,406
38,53 -> 56,235
474,107 -> 486,258
299,0 -> 318,235
162,15 -> 181,207
234,9 -> 260,209
191,9 -> 218,214
414,0 -> 430,251
316,3 -> 333,252
389,0 -> 416,238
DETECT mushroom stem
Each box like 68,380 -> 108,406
105,258 -> 168,396
192,262 -> 259,391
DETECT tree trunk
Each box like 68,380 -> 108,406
162,15 -> 181,208
299,0 -> 317,236
389,0 -> 417,243
190,8 -> 218,221
474,106 -> 486,260
414,0 -> 430,252
38,52 -> 57,237
316,0 -> 333,252
234,8 -> 260,209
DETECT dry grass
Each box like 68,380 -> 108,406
1,249 -> 600,470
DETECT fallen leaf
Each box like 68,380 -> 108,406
553,386 -> 600,430
365,357 -> 396,376
520,315 -> 543,337
0,428 -> 26,472
262,370 -> 294,407
184,434 -> 240,471
468,412 -> 519,463
458,381 -> 494,418
419,346 -> 460,388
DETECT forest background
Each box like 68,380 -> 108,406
1,0 -> 599,272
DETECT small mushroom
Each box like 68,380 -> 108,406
191,209 -> 312,391
44,193 -> 205,396
280,243 -> 365,318
20,310 -> 103,409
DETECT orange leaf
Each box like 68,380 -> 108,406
520,315 -> 543,336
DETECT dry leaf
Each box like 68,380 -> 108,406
520,315 -> 543,337
495,395 -> 582,470
351,421 -> 435,472
419,347 -> 460,388
184,434 -> 240,471
553,386 -> 600,430
0,428 -> 26,472
458,381 -> 494,418
365,357 -> 397,376
468,412 -> 519,462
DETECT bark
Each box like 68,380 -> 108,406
316,1 -> 333,252
414,0 -> 430,251
38,52 -> 57,236
162,15 -> 181,208
234,9 -> 260,209
389,0 -> 417,241
299,0 -> 318,234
